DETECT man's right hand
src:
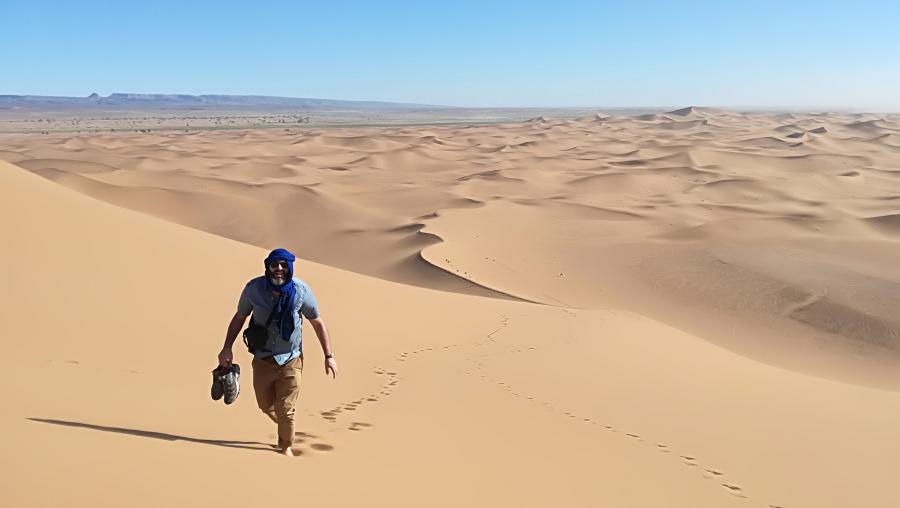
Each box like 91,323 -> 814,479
218,348 -> 233,368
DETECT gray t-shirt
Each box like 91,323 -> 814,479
237,276 -> 320,365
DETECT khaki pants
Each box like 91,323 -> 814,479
252,355 -> 303,450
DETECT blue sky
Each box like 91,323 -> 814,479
1,1 -> 898,110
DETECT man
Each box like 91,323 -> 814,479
218,248 -> 337,456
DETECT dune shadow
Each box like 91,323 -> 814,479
28,418 -> 273,452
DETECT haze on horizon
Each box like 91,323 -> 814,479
1,0 -> 898,112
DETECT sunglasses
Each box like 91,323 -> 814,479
268,260 -> 290,270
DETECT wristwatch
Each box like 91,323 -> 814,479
325,353 -> 334,359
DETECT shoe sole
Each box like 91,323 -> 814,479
223,364 -> 241,405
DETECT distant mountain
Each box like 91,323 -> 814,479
0,93 -> 450,111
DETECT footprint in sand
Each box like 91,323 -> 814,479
680,455 -> 699,467
721,483 -> 746,498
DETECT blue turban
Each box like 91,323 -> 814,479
264,248 -> 297,342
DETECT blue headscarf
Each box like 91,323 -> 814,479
264,248 -> 297,342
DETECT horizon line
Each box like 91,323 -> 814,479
1,92 -> 898,114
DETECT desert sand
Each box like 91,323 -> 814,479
3,108 -> 900,507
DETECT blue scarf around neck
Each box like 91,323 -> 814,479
264,248 -> 297,342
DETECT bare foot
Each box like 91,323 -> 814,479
279,447 -> 294,457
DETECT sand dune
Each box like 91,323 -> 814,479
3,109 -> 900,506
3,156 -> 900,508
4,111 -> 900,391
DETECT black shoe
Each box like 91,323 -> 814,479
222,364 -> 241,405
211,366 -> 226,401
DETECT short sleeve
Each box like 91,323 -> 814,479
237,282 -> 253,316
299,282 -> 320,319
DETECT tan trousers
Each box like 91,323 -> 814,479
252,355 -> 303,450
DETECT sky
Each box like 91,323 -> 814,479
1,0 -> 899,110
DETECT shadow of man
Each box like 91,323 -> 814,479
28,418 -> 276,453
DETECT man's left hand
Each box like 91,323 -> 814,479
325,357 -> 337,378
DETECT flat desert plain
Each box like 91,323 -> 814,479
2,107 -> 900,507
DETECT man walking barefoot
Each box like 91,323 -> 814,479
218,248 -> 336,456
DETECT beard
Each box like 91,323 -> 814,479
268,274 -> 287,286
